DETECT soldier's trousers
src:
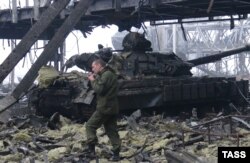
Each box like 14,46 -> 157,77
86,110 -> 121,151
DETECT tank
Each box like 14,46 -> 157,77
29,32 -> 250,120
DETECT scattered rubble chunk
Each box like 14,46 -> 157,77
2,153 -> 24,162
48,147 -> 69,161
13,131 -> 32,142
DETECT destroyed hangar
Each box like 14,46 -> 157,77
0,0 -> 250,162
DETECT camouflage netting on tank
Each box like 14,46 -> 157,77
55,71 -> 88,85
38,66 -> 59,88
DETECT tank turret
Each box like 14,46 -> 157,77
64,32 -> 250,78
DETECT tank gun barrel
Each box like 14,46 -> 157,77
188,44 -> 250,66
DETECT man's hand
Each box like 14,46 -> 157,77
88,73 -> 95,81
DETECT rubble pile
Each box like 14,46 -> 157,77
0,110 -> 249,163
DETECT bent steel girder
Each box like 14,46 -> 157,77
0,0 -> 71,84
0,0 -> 94,116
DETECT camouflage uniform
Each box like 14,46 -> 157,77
86,68 -> 121,152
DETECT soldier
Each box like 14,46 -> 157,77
86,59 -> 121,161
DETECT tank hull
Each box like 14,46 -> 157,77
30,76 -> 249,120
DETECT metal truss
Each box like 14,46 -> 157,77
147,19 -> 250,77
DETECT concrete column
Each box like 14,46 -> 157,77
172,24 -> 177,54
33,0 -> 40,20
10,40 -> 16,91
26,0 -> 30,7
12,0 -> 18,23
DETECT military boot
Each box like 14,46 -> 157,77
110,149 -> 120,161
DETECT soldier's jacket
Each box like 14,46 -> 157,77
90,68 -> 119,115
